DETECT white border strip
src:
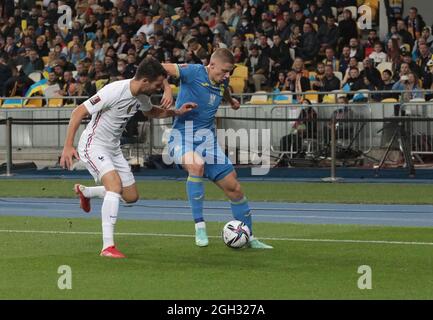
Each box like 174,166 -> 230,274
1,229 -> 433,246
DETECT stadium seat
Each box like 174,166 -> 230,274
170,84 -> 179,95
232,64 -> 248,80
304,90 -> 319,104
274,91 -> 293,104
249,91 -> 269,104
333,71 -> 343,81
25,98 -> 43,108
28,71 -> 42,83
47,98 -> 64,107
96,79 -> 109,90
229,77 -> 246,94
0,98 -> 23,108
42,56 -> 49,66
381,98 -> 398,103
323,93 -> 337,104
244,33 -> 255,41
171,15 -> 180,21
376,62 -> 393,75
331,6 -> 337,18
344,6 -> 358,19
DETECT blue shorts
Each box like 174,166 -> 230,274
167,136 -> 234,182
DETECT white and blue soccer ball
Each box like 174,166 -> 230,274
222,220 -> 250,248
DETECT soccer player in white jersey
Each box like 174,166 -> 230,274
60,57 -> 196,258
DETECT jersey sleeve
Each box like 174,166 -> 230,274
82,86 -> 111,115
176,64 -> 203,84
136,94 -> 153,112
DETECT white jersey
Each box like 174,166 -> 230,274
78,79 -> 153,150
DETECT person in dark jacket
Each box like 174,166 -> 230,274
337,9 -> 358,50
296,23 -> 319,62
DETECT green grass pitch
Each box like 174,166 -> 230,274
0,179 -> 433,299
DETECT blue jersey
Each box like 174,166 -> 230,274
173,64 -> 228,134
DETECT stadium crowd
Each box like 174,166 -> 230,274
1,0 -> 433,103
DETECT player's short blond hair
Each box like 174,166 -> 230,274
210,48 -> 235,65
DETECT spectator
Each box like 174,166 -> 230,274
360,58 -> 383,89
311,62 -> 326,91
323,47 -> 340,72
317,16 -> 338,54
378,69 -> 397,100
337,9 -> 358,50
274,71 -> 287,91
283,69 -> 310,97
416,43 -> 433,86
245,44 -> 270,92
270,33 -> 291,76
69,44 -> 85,66
396,18 -> 415,50
339,45 -> 351,74
348,38 -> 364,62
187,37 -> 208,61
369,42 -> 387,66
257,34 -> 271,58
342,67 -> 364,92
22,49 -> 44,75
297,23 -> 319,62
321,64 -> 341,92
392,72 -> 423,101
0,55 -> 12,95
221,2 -> 236,25
136,14 -> 155,38
404,7 -> 425,41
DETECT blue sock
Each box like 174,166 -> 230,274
186,176 -> 205,223
230,197 -> 252,235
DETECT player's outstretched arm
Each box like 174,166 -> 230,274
60,104 -> 89,170
223,86 -> 240,110
161,63 -> 180,78
143,102 -> 197,118
160,79 -> 174,109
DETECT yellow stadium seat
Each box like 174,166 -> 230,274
244,33 -> 255,41
42,56 -> 49,66
232,64 -> 248,80
85,40 -> 93,52
171,15 -> 180,21
96,79 -> 109,90
25,98 -> 43,108
249,91 -> 269,104
170,84 -> 179,95
229,77 -> 246,94
304,90 -> 319,104
274,91 -> 293,104
381,98 -> 398,103
323,94 -> 336,104
47,98 -> 64,107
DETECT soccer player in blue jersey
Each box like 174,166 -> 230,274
162,48 -> 273,249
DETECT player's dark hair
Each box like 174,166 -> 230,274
211,48 -> 235,64
134,56 -> 167,81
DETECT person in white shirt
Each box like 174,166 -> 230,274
369,42 -> 387,66
60,57 -> 196,258
135,14 -> 155,38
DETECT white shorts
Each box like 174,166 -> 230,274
77,143 -> 135,187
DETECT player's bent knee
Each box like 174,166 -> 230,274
124,194 -> 139,203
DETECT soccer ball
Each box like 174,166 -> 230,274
222,220 -> 250,248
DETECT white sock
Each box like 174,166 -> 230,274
195,221 -> 206,231
101,191 -> 121,250
82,185 -> 106,199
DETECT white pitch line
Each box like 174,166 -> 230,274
1,229 -> 433,246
